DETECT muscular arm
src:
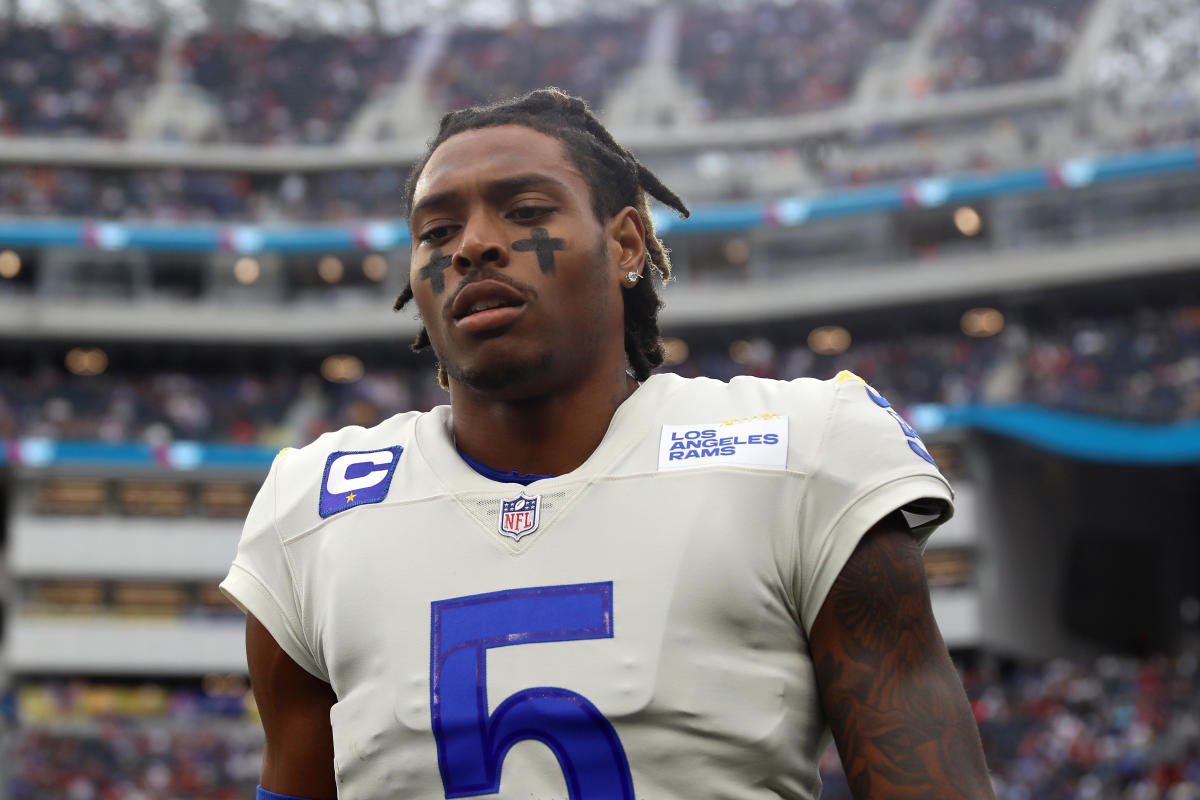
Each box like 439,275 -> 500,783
246,613 -> 339,799
810,512 -> 995,799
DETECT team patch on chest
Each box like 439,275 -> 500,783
658,415 -> 789,472
498,493 -> 542,540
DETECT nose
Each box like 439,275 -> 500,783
453,215 -> 508,271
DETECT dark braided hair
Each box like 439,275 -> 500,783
394,87 -> 690,386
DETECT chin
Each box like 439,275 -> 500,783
447,351 -> 557,398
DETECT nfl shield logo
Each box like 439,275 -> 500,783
498,494 -> 541,540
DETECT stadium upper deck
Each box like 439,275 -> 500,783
0,0 -> 1195,221
0,0 -> 1194,147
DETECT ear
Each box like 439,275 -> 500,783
606,206 -> 647,279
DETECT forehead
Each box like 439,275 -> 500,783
412,124 -> 590,208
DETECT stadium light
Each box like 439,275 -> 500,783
723,238 -> 750,266
65,347 -> 108,377
729,339 -> 754,364
362,254 -> 389,282
808,326 -> 851,355
318,256 -> 345,284
954,206 -> 982,237
321,355 -> 364,383
0,250 -> 20,279
961,307 -> 1005,337
661,337 -> 690,367
233,257 -> 261,285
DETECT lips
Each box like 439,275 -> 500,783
450,279 -> 528,332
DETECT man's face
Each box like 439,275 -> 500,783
408,124 -> 628,400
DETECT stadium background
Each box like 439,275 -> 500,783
1,0 -> 1199,796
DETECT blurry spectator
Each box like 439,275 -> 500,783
677,0 -> 930,120
0,5 -> 1194,147
0,363 -> 441,449
180,29 -> 420,145
0,25 -> 160,138
2,304 -> 1197,450
824,652 -> 1200,799
11,681 -> 262,799
672,304 -> 1200,424
428,15 -> 648,113
11,650 -> 1200,798
0,165 -> 409,222
931,0 -> 1093,92
1092,0 -> 1200,117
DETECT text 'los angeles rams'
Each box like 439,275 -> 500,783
666,429 -> 781,461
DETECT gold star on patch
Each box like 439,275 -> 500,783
345,493 -> 357,502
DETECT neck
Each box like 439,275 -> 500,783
450,366 -> 639,476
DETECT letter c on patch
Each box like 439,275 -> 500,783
326,450 -> 395,494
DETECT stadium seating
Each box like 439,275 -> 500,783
0,1 -> 1142,144
930,0 -> 1094,91
428,15 -> 649,113
822,652 -> 1200,798
180,29 -> 421,144
0,164 -> 410,222
0,25 -> 160,138
1091,0 -> 1200,117
3,304 -> 1196,448
676,0 -> 930,119
12,651 -> 1200,797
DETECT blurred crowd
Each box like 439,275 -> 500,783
1,304 -> 1196,449
0,165 -> 408,223
682,306 -> 1200,424
822,651 -> 1200,799
0,366 -> 442,451
677,0 -> 929,119
971,653 -> 1200,800
2,0 -> 1185,147
931,0 -> 1093,92
0,25 -> 160,139
428,15 -> 647,114
11,722 -> 261,799
179,29 -> 420,145
9,682 -> 259,799
10,651 -> 1199,798
0,2 -> 1196,218
1091,0 -> 1200,117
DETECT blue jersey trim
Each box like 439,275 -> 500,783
456,448 -> 555,485
257,787 -> 319,800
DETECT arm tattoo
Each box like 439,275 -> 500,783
811,520 -> 995,799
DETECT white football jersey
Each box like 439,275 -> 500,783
221,371 -> 952,800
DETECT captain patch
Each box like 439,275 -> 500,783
319,446 -> 403,518
659,416 -> 789,472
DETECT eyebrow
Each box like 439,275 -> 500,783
409,172 -> 571,222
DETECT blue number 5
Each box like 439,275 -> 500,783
430,582 -> 634,799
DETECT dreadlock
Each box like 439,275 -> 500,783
394,87 -> 690,386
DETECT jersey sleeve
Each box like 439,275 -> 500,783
219,451 -> 327,681
794,372 -> 954,634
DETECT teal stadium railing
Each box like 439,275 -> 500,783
0,144 -> 1196,252
4,405 -> 1200,469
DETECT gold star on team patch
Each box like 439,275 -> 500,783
345,493 -> 357,503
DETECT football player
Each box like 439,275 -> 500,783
223,88 -> 995,799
